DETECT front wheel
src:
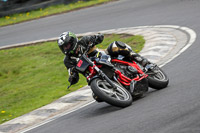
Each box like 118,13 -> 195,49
91,78 -> 133,108
146,65 -> 169,90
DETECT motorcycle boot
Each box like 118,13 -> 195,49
130,52 -> 149,67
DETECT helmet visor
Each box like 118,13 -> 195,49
63,40 -> 74,54
63,43 -> 71,51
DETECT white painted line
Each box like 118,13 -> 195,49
19,100 -> 95,133
159,26 -> 196,67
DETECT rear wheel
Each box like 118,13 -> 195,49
91,78 -> 132,107
146,65 -> 169,90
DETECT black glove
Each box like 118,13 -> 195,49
68,71 -> 79,85
68,67 -> 79,85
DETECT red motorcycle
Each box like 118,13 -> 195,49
70,45 -> 169,108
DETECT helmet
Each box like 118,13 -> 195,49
57,31 -> 78,55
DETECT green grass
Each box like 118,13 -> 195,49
0,34 -> 145,124
0,0 -> 112,27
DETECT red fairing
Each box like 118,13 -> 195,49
87,61 -> 102,80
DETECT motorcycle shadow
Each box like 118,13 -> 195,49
132,87 -> 158,101
83,89 -> 161,118
84,103 -> 123,118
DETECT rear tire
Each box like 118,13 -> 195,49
147,66 -> 169,90
91,78 -> 132,108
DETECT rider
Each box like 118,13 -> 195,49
57,31 -> 150,85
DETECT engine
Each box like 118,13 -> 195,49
114,63 -> 138,79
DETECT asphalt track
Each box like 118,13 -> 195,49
1,0 -> 200,133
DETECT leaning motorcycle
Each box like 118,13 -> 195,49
68,45 -> 169,108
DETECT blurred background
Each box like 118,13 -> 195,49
0,0 -> 88,17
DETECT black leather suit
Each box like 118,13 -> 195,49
65,35 -> 148,85
64,34 -> 104,85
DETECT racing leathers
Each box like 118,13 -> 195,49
64,34 -> 104,85
64,35 -> 149,85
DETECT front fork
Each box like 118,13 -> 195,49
94,66 -> 117,90
87,65 -> 117,90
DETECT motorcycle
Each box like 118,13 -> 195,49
68,44 -> 169,108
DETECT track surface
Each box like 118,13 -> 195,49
1,0 -> 200,133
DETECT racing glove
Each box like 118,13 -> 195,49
68,67 -> 79,85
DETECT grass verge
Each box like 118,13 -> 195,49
0,34 -> 145,124
0,0 -> 113,27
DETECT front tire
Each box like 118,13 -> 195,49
91,78 -> 133,108
146,66 -> 169,90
